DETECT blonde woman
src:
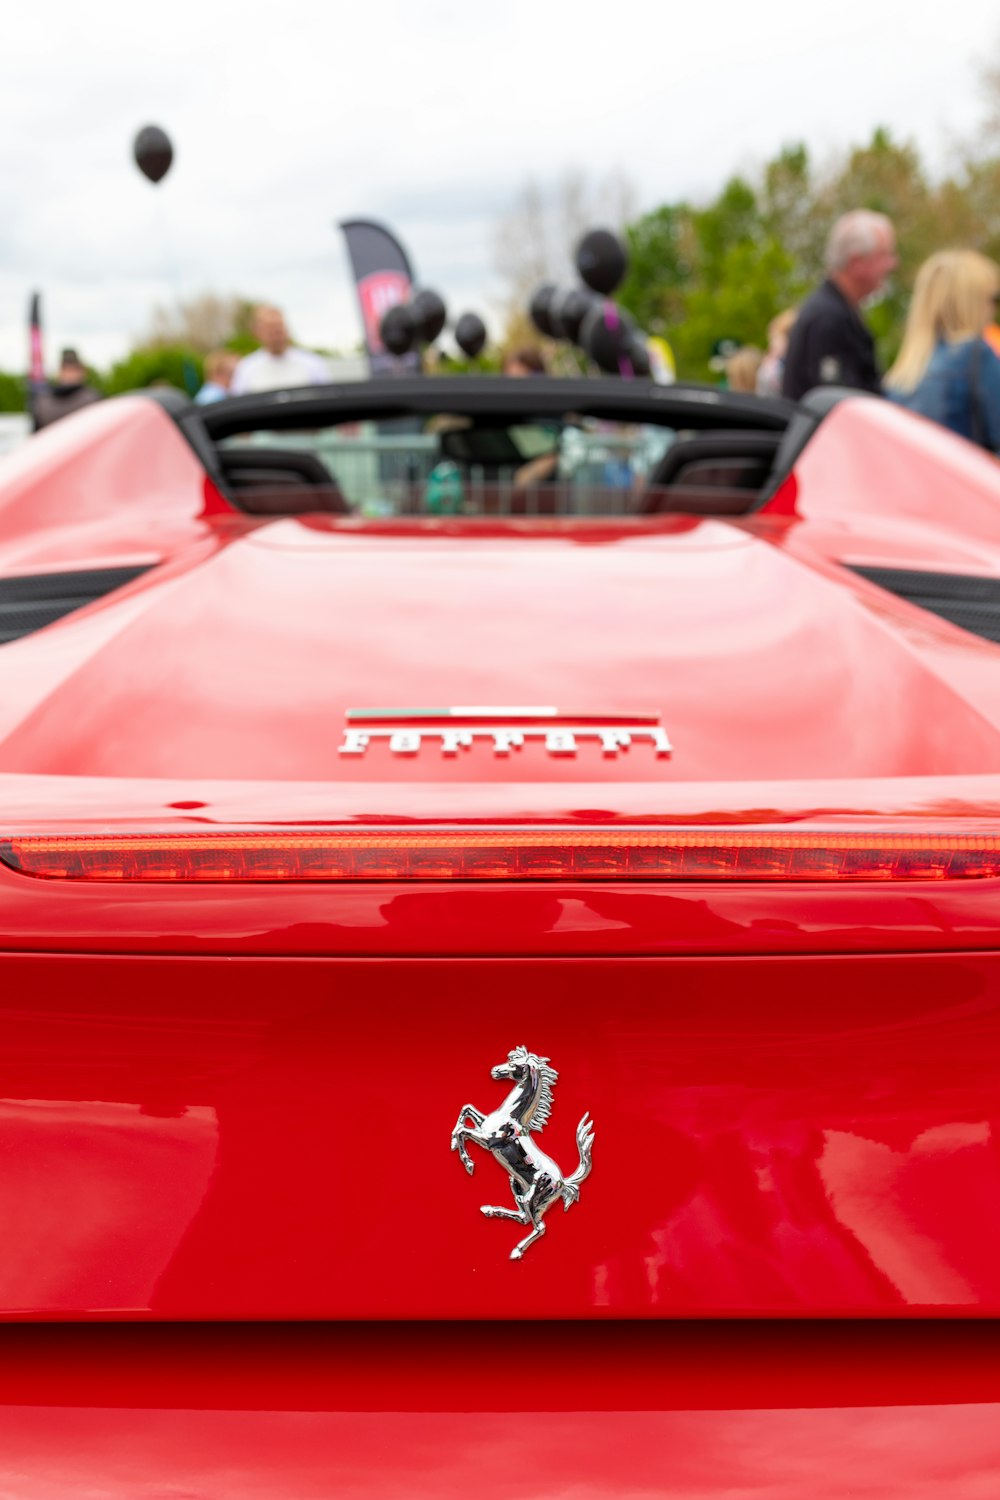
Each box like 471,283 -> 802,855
886,250 -> 1000,451
724,345 -> 764,394
756,308 -> 798,397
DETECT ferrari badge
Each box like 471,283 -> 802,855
450,1046 -> 595,1260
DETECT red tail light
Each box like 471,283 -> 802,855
1,829 -> 999,882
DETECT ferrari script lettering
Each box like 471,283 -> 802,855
337,726 -> 672,757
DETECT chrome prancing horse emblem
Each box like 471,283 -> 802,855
450,1047 -> 595,1260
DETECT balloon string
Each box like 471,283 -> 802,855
150,191 -> 184,311
603,302 -> 633,380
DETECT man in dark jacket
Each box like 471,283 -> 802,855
32,349 -> 102,430
782,211 -> 897,402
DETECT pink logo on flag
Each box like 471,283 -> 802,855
359,271 -> 411,354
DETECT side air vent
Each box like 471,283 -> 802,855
849,566 -> 1000,645
0,566 -> 151,646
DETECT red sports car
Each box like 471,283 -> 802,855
0,378 -> 998,1490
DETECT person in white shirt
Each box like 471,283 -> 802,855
229,306 -> 331,395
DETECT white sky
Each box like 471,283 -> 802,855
1,0 -> 998,371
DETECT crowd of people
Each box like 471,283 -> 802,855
29,218 -> 1000,455
31,306 -> 333,428
723,208 -> 1000,452
194,306 -> 333,404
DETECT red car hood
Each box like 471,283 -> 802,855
0,515 -> 998,819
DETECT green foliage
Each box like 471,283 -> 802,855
102,345 -> 204,397
223,308 -> 259,357
617,125 -> 1000,382
951,158 -> 1000,263
620,174 -> 806,381
618,204 -> 691,334
230,299 -> 261,346
760,144 -> 824,281
433,350 -> 503,375
695,177 -> 761,275
672,239 -> 804,382
0,373 -> 27,413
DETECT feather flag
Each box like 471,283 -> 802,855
27,292 -> 46,429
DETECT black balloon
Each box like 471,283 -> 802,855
133,125 -> 173,184
528,283 -> 558,338
380,303 -> 416,356
410,288 -> 447,344
576,229 -> 628,296
626,331 -> 652,377
454,312 -> 487,358
550,286 -> 595,345
580,300 -> 638,374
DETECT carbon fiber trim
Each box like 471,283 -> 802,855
849,565 -> 1000,644
0,566 -> 151,645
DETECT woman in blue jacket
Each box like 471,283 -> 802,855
886,249 -> 1000,453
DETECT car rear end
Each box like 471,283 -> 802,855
1,820 -> 1000,1490
2,813 -> 1000,1319
3,400 -> 1000,1486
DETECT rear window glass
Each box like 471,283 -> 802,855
217,416 -> 768,518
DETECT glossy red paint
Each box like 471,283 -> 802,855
765,393 -> 1000,575
3,511 -> 1000,787
0,950 -> 996,1317
1,403 -> 1000,816
0,397 -> 230,573
3,392 -> 1000,1329
6,862 -> 1000,957
0,1324 -> 997,1494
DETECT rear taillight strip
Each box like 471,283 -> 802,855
1,830 -> 999,882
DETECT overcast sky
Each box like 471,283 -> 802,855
1,0 -> 998,371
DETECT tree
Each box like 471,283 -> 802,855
144,293 -> 259,353
611,124 -> 995,379
760,144 -> 824,284
493,168 -> 637,341
817,128 -> 933,264
672,238 -> 801,381
952,158 -> 1000,263
694,177 -> 762,276
0,373 -> 27,413
103,346 -> 203,397
981,42 -> 1000,148
618,204 -> 693,335
619,174 -> 804,380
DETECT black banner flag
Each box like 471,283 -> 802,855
340,219 -> 421,376
27,292 -> 46,427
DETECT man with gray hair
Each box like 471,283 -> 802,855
781,210 -> 898,401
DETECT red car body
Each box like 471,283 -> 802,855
1,382 -> 999,1487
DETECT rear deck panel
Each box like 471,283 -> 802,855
0,950 -> 997,1318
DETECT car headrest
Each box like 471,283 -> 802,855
638,430 -> 781,513
649,430 -> 781,483
218,447 -> 350,514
